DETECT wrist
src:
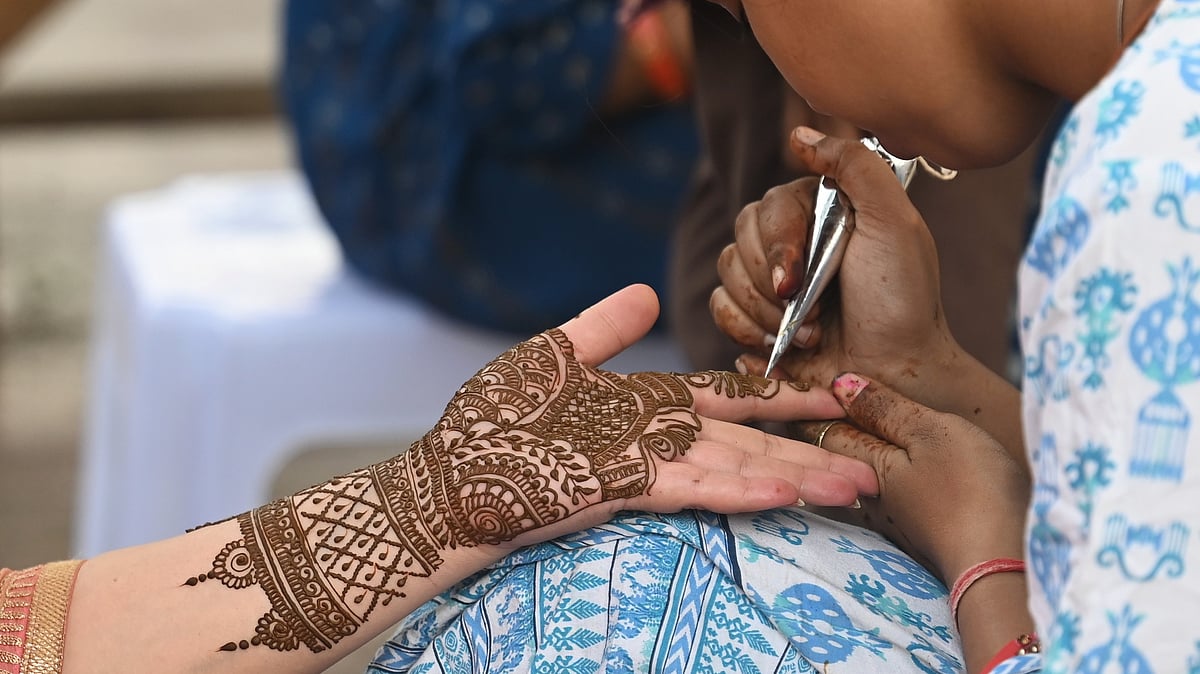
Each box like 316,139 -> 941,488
954,571 -> 1036,673
937,533 -> 1026,594
949,557 -> 1025,622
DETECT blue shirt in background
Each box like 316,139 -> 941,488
282,0 -> 698,334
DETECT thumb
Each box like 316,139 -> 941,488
788,127 -> 924,237
830,372 -> 947,454
557,283 -> 660,367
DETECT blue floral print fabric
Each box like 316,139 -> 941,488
1017,0 -> 1200,670
369,509 -> 963,673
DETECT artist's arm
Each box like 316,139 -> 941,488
711,129 -> 1025,464
814,373 -> 1035,674
53,284 -> 876,674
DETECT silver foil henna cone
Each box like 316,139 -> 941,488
764,138 -> 957,376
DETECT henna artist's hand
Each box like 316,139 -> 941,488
803,373 -> 1027,587
808,373 -> 1034,672
711,128 -> 958,391
710,129 -> 1027,463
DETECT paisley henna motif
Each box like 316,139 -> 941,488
189,328 -> 792,653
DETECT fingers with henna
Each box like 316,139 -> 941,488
717,243 -> 786,335
755,180 -> 816,298
730,201 -> 779,301
710,288 -> 823,357
788,128 -> 925,237
676,371 -> 844,421
710,286 -> 775,351
829,372 -> 945,453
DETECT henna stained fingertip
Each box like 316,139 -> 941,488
832,373 -> 869,405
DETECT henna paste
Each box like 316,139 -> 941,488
188,328 -> 793,654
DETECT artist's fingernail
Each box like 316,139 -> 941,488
793,126 -> 826,146
772,266 -> 786,293
795,498 -> 807,507
792,323 -> 816,348
850,498 -> 863,509
734,357 -> 749,375
832,372 -> 869,405
763,332 -> 777,347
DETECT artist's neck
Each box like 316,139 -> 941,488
971,0 -> 1160,102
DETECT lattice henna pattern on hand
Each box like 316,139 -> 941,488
186,328 -> 798,654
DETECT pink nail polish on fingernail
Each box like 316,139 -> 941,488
772,266 -> 786,294
734,358 -> 748,375
832,373 -> 869,404
793,126 -> 826,145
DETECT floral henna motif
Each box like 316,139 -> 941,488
683,370 -> 808,398
189,328 -> 794,654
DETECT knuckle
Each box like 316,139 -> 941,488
734,201 -> 761,236
761,183 -> 794,206
716,243 -> 738,273
834,143 -> 879,185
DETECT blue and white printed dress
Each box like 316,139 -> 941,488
1016,0 -> 1200,671
368,509 -> 962,673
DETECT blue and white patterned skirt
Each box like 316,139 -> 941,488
369,508 -> 963,673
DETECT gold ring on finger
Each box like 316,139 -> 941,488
814,420 -> 845,450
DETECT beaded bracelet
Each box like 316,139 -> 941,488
981,633 -> 1041,673
949,557 -> 1026,623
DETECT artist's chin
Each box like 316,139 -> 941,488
869,132 -> 921,163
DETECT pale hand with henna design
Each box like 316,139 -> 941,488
60,284 -> 876,674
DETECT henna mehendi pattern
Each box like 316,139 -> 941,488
188,328 -> 794,654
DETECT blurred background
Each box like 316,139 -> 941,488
0,0 -> 389,670
0,0 -> 285,563
0,1 -> 701,669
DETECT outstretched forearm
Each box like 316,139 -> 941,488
43,286 -> 874,674
63,444 -> 511,674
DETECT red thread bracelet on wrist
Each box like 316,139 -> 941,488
949,557 -> 1026,623
980,633 -> 1041,673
